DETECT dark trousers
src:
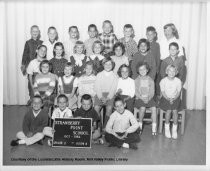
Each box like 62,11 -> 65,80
27,76 -> 34,99
120,95 -> 134,113
105,130 -> 140,147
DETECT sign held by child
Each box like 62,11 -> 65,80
52,118 -> 92,148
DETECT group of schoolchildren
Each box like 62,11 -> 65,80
10,20 -> 185,150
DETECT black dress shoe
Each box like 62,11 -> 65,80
129,143 -> 138,150
37,139 -> 44,145
10,139 -> 19,146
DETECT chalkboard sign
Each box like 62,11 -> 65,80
52,118 -> 92,148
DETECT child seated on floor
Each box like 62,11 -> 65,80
43,94 -> 73,146
10,95 -> 48,146
105,96 -> 140,150
159,65 -> 182,139
74,94 -> 103,144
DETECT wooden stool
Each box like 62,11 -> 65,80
158,109 -> 186,135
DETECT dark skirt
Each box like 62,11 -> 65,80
159,96 -> 181,111
134,98 -> 156,108
94,92 -> 114,107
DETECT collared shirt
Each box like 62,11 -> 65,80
159,37 -> 184,60
51,107 -> 73,120
99,32 -> 117,51
160,77 -> 182,98
26,58 -> 42,75
43,40 -> 58,60
116,77 -> 135,98
33,109 -> 41,118
160,56 -> 185,82
105,109 -> 139,134
84,37 -> 99,57
119,37 -> 138,61
74,107 -> 100,124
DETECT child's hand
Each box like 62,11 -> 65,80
26,132 -> 33,138
101,97 -> 107,104
120,132 -> 128,139
113,132 -> 124,140
69,93 -> 74,98
51,129 -> 55,134
104,49 -> 110,54
169,98 -> 174,104
116,89 -> 122,95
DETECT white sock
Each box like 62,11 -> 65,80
165,123 -> 171,138
152,123 -> 157,133
122,143 -> 129,148
139,122 -> 143,130
18,139 -> 26,144
172,124 -> 178,139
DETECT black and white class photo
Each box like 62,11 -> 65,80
1,0 -> 209,171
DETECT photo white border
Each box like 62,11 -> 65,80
0,0 -> 209,171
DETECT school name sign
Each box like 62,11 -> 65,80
53,118 -> 92,148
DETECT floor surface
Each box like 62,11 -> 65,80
3,106 -> 206,165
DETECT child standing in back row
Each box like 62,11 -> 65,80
43,26 -> 59,60
99,20 -> 118,58
84,24 -> 99,57
119,24 -> 138,62
64,26 -> 80,60
21,25 -> 43,76
146,26 -> 161,96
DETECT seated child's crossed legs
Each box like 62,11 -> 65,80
16,131 -> 44,146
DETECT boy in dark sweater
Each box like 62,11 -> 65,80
10,95 -> 48,146
74,94 -> 103,144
